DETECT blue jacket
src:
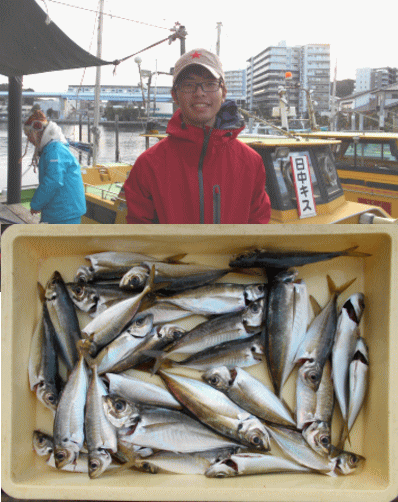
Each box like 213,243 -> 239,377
30,141 -> 87,223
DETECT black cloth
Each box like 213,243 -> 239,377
0,0 -> 112,77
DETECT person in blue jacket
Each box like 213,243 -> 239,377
23,108 -> 86,224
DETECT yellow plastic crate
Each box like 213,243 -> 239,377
1,224 -> 398,501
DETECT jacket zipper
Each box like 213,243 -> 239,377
213,185 -> 221,223
198,128 -> 212,223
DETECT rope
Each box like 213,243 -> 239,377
239,108 -> 303,140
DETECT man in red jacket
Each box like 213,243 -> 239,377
123,48 -> 271,224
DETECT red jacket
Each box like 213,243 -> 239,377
123,105 -> 271,224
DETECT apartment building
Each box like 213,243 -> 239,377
355,67 -> 398,93
224,69 -> 246,106
246,41 -> 330,117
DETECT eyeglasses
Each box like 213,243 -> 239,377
178,80 -> 222,93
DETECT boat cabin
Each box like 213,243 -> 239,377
299,131 -> 398,217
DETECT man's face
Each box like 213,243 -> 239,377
172,67 -> 227,128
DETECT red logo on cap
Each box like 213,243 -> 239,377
191,51 -> 201,59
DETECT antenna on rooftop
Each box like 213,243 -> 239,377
216,22 -> 222,56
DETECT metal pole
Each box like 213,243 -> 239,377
115,114 -> 120,162
7,76 -> 22,204
92,0 -> 104,167
78,114 -> 83,163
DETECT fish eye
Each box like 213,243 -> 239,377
114,399 -> 126,411
251,303 -> 260,312
46,393 -> 56,403
55,451 -> 66,461
209,376 -> 220,386
320,436 -> 330,446
134,317 -> 145,326
130,277 -> 142,288
350,455 -> 358,465
258,285 -> 265,292
250,435 -> 262,446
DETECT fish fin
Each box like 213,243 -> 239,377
37,282 -> 46,303
163,253 -> 188,264
142,350 -> 173,375
341,246 -> 372,258
309,295 -> 322,317
76,339 -> 97,367
144,264 -> 156,292
327,275 -> 356,296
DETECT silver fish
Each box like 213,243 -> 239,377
102,395 -> 140,429
135,302 -> 194,325
203,366 -> 295,427
33,430 -> 54,457
302,421 -> 331,458
53,356 -> 89,469
153,299 -> 265,374
173,335 -> 264,372
85,367 -> 118,478
103,323 -> 185,374
297,359 -> 334,456
296,359 -> 334,430
265,424 -> 338,476
74,251 -> 158,282
105,371 -> 182,409
347,337 -> 369,433
66,281 -> 137,316
28,306 -> 61,412
155,283 -> 266,316
159,370 -> 271,451
329,445 -> 366,475
90,314 -> 154,375
294,275 -> 356,392
332,293 -> 365,421
266,270 -> 309,396
205,452 -> 310,478
133,448 -> 239,475
80,265 -> 155,355
116,405 -> 243,453
120,261 -> 230,292
44,271 -> 82,371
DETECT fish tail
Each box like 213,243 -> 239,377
341,246 -> 372,258
337,420 -> 351,450
326,275 -> 356,297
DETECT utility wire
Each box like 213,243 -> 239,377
46,0 -> 172,31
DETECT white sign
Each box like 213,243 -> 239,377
290,154 -> 317,218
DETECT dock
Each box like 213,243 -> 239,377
0,194 -> 40,224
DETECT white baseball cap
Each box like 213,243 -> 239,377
173,48 -> 224,84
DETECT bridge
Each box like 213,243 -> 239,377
0,89 -> 173,102
0,88 -> 245,120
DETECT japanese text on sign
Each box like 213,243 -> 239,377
290,154 -> 317,218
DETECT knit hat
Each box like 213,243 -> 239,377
24,107 -> 48,134
173,48 -> 224,85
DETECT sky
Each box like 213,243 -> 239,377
1,0 -> 397,91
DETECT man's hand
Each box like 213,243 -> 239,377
30,208 -> 41,215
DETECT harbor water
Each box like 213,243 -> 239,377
0,122 -> 157,191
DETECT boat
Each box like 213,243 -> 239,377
77,132 -> 397,225
298,130 -> 398,218
266,76 -> 398,218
